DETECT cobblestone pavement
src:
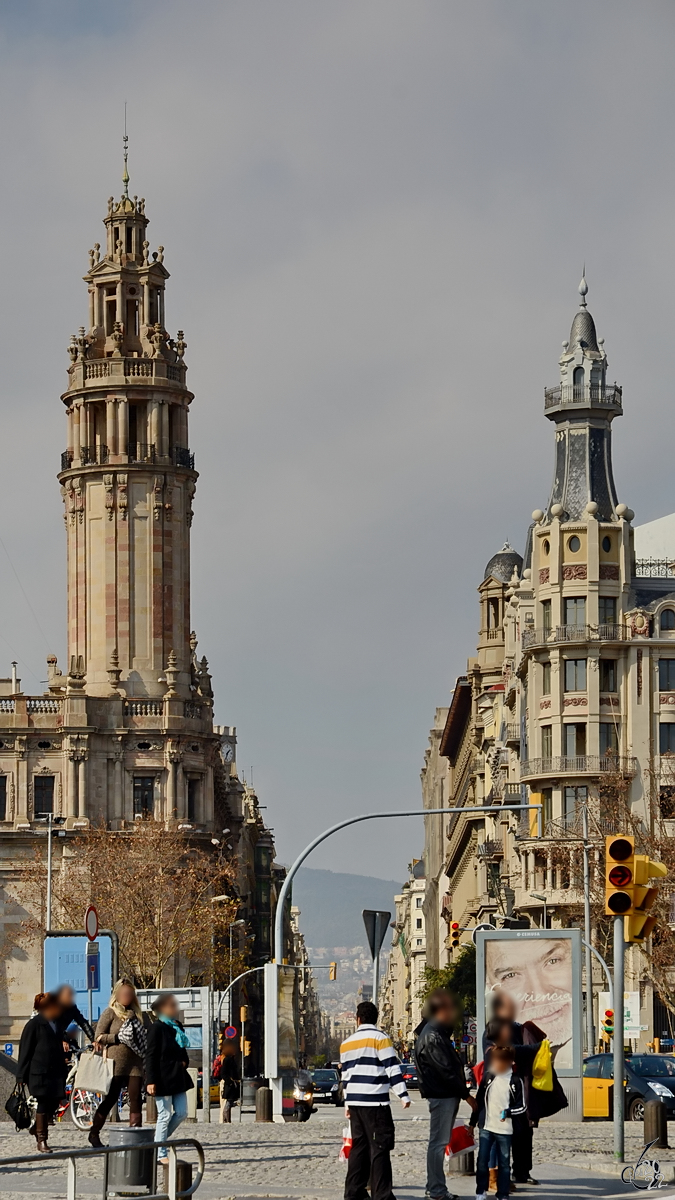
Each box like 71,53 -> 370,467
1,1103 -> 675,1199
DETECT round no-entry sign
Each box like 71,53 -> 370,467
223,1025 -> 237,1040
84,905 -> 99,942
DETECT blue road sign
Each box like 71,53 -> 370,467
223,1025 -> 237,1039
44,935 -> 112,1023
4,1043 -> 12,1056
86,943 -> 100,992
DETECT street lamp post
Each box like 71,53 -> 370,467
530,892 -> 548,929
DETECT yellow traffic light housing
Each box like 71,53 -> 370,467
329,961 -> 338,981
240,1005 -> 248,1022
451,922 -> 460,950
601,1008 -> 614,1040
605,835 -> 635,915
625,853 -> 668,943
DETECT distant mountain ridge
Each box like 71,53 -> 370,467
291,866 -> 402,953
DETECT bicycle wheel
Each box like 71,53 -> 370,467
70,1088 -> 103,1130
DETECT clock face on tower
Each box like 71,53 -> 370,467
222,743 -> 234,763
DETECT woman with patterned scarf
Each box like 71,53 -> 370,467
145,993 -> 193,1166
89,978 -> 148,1146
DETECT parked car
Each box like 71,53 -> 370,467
310,1068 -> 343,1105
401,1063 -> 419,1090
583,1053 -> 675,1121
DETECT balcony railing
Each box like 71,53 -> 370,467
172,446 -> 195,469
27,698 -> 61,714
523,623 -> 627,650
184,701 -> 202,719
78,358 -> 187,387
635,559 -> 675,579
127,442 -> 156,463
124,699 -> 163,717
477,839 -> 503,858
544,383 -> 622,411
80,445 -> 109,466
520,755 -> 637,779
0,699 -> 15,713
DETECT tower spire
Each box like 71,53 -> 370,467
578,264 -> 588,308
122,102 -> 129,199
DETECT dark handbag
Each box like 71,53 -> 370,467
5,1081 -> 32,1131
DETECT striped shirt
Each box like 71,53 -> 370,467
340,1024 -> 409,1107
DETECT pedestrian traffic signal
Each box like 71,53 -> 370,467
240,1005 -> 248,1022
605,835 -> 635,915
602,1009 -> 614,1039
329,961 -> 337,981
451,922 -> 460,950
625,853 -> 668,942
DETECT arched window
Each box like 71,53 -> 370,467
662,609 -> 675,631
573,366 -> 585,397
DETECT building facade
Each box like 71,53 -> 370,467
380,859 -> 426,1050
422,278 -> 675,1049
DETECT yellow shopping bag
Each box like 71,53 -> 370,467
531,1038 -> 553,1091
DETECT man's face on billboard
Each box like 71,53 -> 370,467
486,937 -> 573,1054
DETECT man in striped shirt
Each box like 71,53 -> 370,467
340,1000 -> 410,1200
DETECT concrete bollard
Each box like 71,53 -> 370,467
186,1068 -> 199,1122
256,1086 -> 273,1123
644,1099 -> 668,1149
162,1159 -> 193,1192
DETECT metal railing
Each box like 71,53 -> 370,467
520,754 -> 637,779
172,446 -> 195,469
635,558 -> 675,578
523,623 -> 627,649
0,1138 -> 204,1200
184,701 -> 202,719
477,839 -> 503,857
543,383 -> 622,410
80,445 -> 109,466
128,442 -> 156,463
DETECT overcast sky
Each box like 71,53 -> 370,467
0,1 -> 674,882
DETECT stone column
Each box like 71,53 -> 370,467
113,757 -> 123,820
160,402 -> 169,458
106,400 -> 117,456
117,399 -> 128,458
166,759 -> 176,819
73,403 -> 81,462
66,756 -> 77,818
16,756 -> 28,823
176,762 -> 185,820
77,757 -> 87,819
88,287 -> 95,330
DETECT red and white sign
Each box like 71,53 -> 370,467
84,905 -> 99,942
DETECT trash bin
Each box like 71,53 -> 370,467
107,1126 -> 154,1194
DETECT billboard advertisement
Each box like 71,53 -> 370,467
476,927 -> 583,1077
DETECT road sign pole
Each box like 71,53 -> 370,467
372,912 -> 381,1005
613,914 -> 624,1162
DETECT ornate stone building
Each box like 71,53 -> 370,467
0,171 -> 277,1037
422,277 -> 675,1050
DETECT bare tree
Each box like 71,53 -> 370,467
11,819 -> 247,989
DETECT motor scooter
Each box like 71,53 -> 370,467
293,1069 -> 316,1122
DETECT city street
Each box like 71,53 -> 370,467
1,1104 -> 675,1199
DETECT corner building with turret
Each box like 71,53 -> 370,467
422,277 -> 675,1060
0,180 -> 277,1038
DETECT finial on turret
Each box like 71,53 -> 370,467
578,264 -> 588,307
122,101 -> 129,198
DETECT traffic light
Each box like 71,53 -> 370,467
241,1037 -> 251,1057
451,923 -> 460,950
329,961 -> 337,981
240,1005 -> 248,1022
605,835 -> 635,915
625,853 -> 668,942
602,1009 -> 614,1040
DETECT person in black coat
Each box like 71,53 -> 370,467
54,984 -> 94,1047
414,989 -> 476,1200
17,992 -> 67,1153
145,993 -> 193,1165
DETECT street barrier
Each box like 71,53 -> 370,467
0,1136 -> 205,1200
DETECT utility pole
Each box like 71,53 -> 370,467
582,803 -> 594,1053
613,914 -> 624,1162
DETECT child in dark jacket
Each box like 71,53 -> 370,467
470,1045 -> 526,1200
